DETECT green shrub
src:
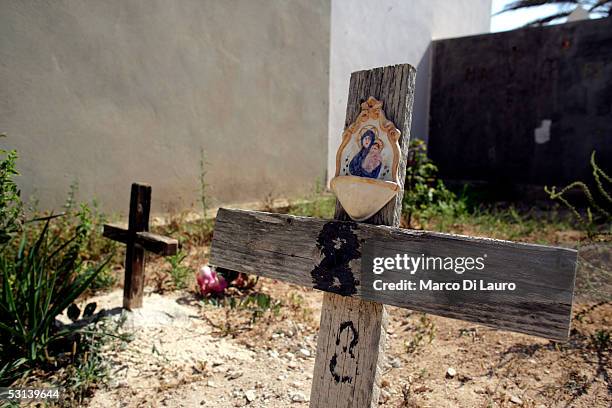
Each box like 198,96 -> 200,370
402,139 -> 466,228
0,215 -> 111,385
0,139 -> 119,394
27,183 -> 119,292
0,136 -> 23,244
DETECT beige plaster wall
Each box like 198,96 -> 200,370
1,0 -> 330,215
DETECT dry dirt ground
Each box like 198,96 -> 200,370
79,274 -> 611,408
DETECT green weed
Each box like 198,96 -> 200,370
201,291 -> 282,317
0,215 -> 111,385
405,313 -> 436,354
545,151 -> 611,238
50,314 -> 132,405
165,250 -> 193,289
590,329 -> 611,351
21,181 -> 119,293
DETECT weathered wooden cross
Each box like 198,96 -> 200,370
210,64 -> 577,407
103,182 -> 179,310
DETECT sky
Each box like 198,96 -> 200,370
490,0 -> 593,32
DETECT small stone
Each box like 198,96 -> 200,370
290,381 -> 302,388
207,380 -> 217,388
380,379 -> 390,388
114,380 -> 128,388
299,348 -> 311,357
446,367 -> 457,378
291,392 -> 307,403
390,358 -> 401,368
227,371 -> 243,380
510,395 -> 523,405
379,389 -> 391,403
245,390 -> 256,402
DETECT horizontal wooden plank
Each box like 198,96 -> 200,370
103,224 -> 178,256
210,208 -> 577,341
137,232 -> 179,256
103,224 -> 130,244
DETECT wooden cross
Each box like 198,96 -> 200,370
103,182 -> 179,310
210,64 -> 577,407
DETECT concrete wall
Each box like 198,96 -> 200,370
327,0 -> 492,182
429,17 -> 612,186
1,0 -> 330,214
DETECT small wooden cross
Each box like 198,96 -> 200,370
103,182 -> 179,310
210,64 -> 577,407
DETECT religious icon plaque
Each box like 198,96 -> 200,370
330,96 -> 402,221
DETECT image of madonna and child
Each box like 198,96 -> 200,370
348,128 -> 384,179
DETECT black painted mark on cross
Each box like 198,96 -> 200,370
329,320 -> 359,384
310,221 -> 360,295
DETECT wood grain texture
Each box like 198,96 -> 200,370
103,224 -> 178,256
310,295 -> 388,408
123,183 -> 151,310
102,223 -> 130,244
136,232 -> 178,256
311,64 -> 416,408
210,208 -> 577,341
334,63 -> 416,226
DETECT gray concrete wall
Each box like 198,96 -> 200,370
429,17 -> 612,186
327,0 -> 492,182
1,0 -> 330,214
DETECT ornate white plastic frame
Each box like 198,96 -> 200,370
334,96 -> 401,183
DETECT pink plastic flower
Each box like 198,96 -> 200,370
197,265 -> 227,295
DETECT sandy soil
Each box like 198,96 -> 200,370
80,275 -> 611,408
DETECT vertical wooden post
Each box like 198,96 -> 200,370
123,182 -> 152,310
310,64 -> 416,407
